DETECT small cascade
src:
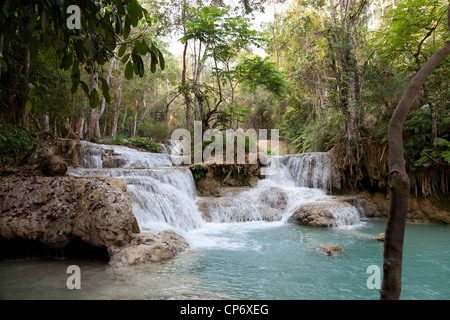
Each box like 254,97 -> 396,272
277,153 -> 332,193
81,146 -> 103,168
218,152 -> 360,227
166,139 -> 183,155
80,141 -> 172,168
331,204 -> 362,228
70,142 -> 204,232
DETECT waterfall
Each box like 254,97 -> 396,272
71,142 -> 362,235
277,153 -> 332,193
273,153 -> 361,227
80,141 -> 172,168
69,142 -> 204,232
205,152 -> 361,227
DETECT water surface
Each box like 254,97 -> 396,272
1,220 -> 448,300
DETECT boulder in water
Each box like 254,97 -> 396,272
375,233 -> 385,241
257,186 -> 288,210
288,202 -> 335,227
0,174 -> 138,252
288,201 -> 357,227
108,230 -> 190,268
322,245 -> 344,256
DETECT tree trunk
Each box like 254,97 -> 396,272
182,40 -> 192,131
76,117 -> 85,139
41,113 -> 50,133
132,111 -> 137,137
95,57 -> 115,138
0,33 -> 3,82
111,83 -> 122,138
87,67 -> 98,141
87,108 -> 97,141
381,38 -> 450,300
23,110 -> 30,131
121,106 -> 127,135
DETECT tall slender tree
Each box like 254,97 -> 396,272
380,2 -> 450,300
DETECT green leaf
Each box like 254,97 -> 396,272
89,88 -> 99,108
71,81 -> 79,95
99,77 -> 111,103
157,48 -> 165,70
71,61 -> 80,82
121,53 -> 130,64
150,51 -> 158,73
135,56 -> 144,76
135,39 -> 148,55
25,100 -> 33,112
118,43 -> 127,57
79,81 -> 90,96
125,61 -> 133,80
0,56 -> 7,73
53,38 -> 66,50
60,52 -> 73,71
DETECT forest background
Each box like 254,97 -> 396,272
0,0 -> 449,200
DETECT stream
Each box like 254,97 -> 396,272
0,141 -> 449,300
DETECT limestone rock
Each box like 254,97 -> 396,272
257,186 -> 288,210
0,174 -> 138,250
41,152 -> 68,176
322,245 -> 344,256
375,233 -> 385,241
212,187 -> 251,197
108,230 -> 190,268
288,202 -> 337,227
359,191 -> 450,224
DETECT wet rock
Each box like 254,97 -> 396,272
257,186 -> 288,210
212,187 -> 251,197
322,245 -> 344,256
197,198 -> 230,222
102,157 -> 127,168
375,233 -> 385,241
191,162 -> 262,196
108,230 -> 190,268
288,202 -> 335,227
41,151 -> 68,176
0,174 -> 138,251
358,191 -> 450,224
197,194 -> 284,223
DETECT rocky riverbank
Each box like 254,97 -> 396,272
1,138 -> 448,269
0,173 -> 190,266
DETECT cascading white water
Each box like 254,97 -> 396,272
274,153 -> 362,228
80,141 -> 172,168
278,153 -> 332,192
69,142 -> 204,233
202,152 -> 362,228
71,142 -> 362,239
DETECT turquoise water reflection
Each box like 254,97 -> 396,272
0,220 -> 449,300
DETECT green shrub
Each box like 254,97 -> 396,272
190,164 -> 208,180
138,122 -> 170,141
126,136 -> 163,153
0,121 -> 34,167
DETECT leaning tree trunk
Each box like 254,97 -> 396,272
381,23 -> 450,300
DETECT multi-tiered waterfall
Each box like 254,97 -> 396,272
68,141 -> 363,245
